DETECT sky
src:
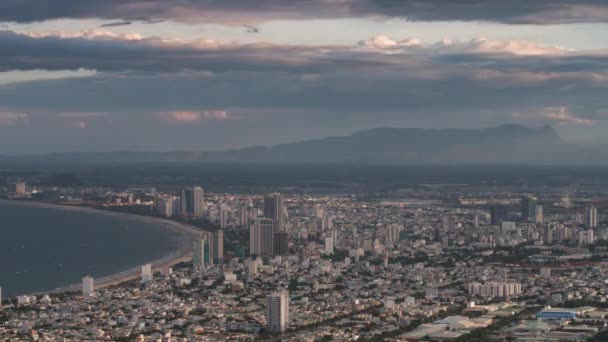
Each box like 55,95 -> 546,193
1,1 -> 608,153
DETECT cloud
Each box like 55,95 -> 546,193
22,28 -> 143,41
357,35 -> 421,50
357,35 -> 569,56
56,112 -> 109,118
166,110 -> 229,123
0,1 -> 608,24
0,30 -> 368,74
0,68 -> 97,85
0,111 -> 30,126
0,30 -> 606,152
513,107 -> 595,126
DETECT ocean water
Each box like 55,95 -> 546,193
0,200 -> 188,297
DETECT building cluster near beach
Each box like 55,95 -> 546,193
3,181 -> 608,340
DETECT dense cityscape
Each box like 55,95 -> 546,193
1,176 -> 608,341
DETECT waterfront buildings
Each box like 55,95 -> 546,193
8,182 -> 26,195
141,264 -> 153,283
180,186 -> 205,217
82,276 -> 94,296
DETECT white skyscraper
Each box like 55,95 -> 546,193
82,276 -> 94,296
141,264 -> 153,283
267,291 -> 290,333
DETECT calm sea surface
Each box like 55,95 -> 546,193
0,200 -> 186,297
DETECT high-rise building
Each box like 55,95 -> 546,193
193,238 -> 206,269
204,230 -> 224,264
521,196 -> 538,221
490,205 -> 508,225
250,218 -> 274,256
578,230 -> 595,245
220,206 -> 229,228
585,207 -> 598,228
535,205 -> 544,224
82,276 -> 94,296
180,186 -> 205,217
180,187 -> 192,215
141,264 -> 153,283
267,291 -> 290,334
192,186 -> 205,217
264,193 -> 284,233
214,229 -> 224,264
273,232 -> 288,256
239,203 -> 249,227
544,224 -> 555,245
155,197 -> 176,218
325,236 -> 334,254
8,182 -> 26,195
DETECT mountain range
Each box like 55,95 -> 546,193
0,125 -> 596,164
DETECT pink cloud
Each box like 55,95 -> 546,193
513,107 -> 595,126
166,110 -> 230,123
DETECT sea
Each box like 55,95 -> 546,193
0,200 -> 188,297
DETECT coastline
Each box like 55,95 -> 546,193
0,199 -> 201,295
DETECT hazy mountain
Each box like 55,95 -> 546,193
0,125 -> 594,164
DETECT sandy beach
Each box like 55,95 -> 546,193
0,199 -> 201,294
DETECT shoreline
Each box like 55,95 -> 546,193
0,199 -> 201,296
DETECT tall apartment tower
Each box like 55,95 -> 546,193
265,193 -> 288,256
193,238 -> 206,269
82,276 -> 94,296
214,229 -> 224,264
180,187 -> 192,215
535,205 -> 544,224
250,218 -> 274,256
585,207 -> 598,228
203,230 -> 224,265
267,291 -> 290,334
192,186 -> 205,217
141,264 -> 153,283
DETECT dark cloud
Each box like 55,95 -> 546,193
1,0 -> 608,24
0,30 -> 382,74
99,20 -> 132,27
0,31 -> 607,152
